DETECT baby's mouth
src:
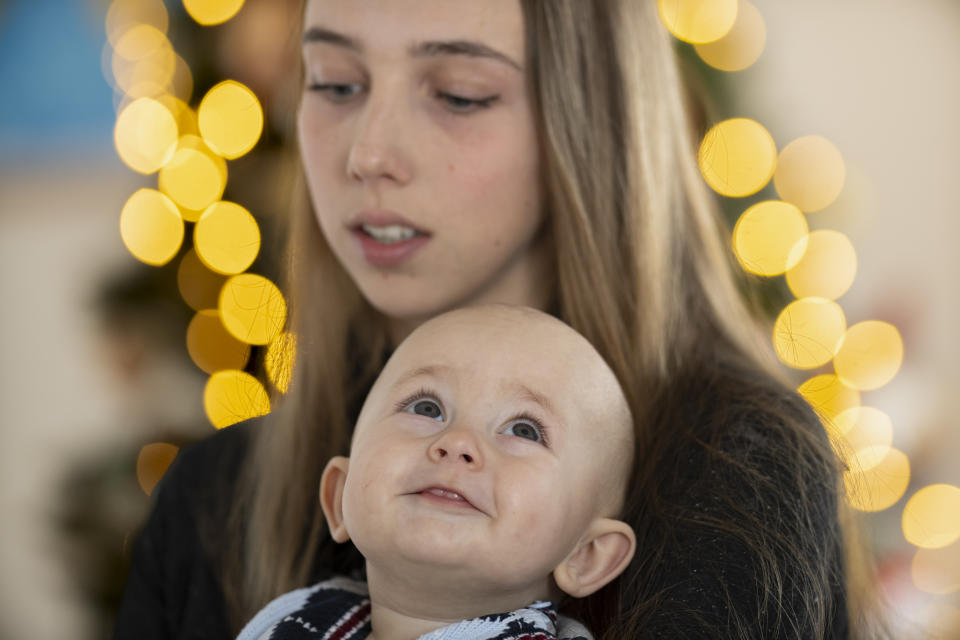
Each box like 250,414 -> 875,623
359,223 -> 427,245
415,486 -> 481,512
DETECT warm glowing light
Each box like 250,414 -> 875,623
156,96 -> 198,139
732,200 -> 808,276
699,118 -> 777,198
773,298 -> 846,369
170,54 -> 194,103
903,485 -> 960,549
194,202 -> 261,275
111,26 -> 175,99
693,0 -> 765,71
183,0 -> 246,26
774,135 -> 846,213
844,447 -> 910,512
834,321 -> 904,390
797,374 -> 860,421
203,369 -> 270,429
786,230 -> 857,300
136,442 -> 178,496
170,135 -> 226,220
658,0 -> 737,44
912,544 -> 960,594
106,0 -> 169,47
198,80 -> 263,159
177,249 -> 228,311
186,310 -> 251,375
829,406 -> 893,464
266,332 -> 297,394
119,189 -> 184,266
159,148 -> 227,212
114,97 -> 179,174
219,274 -> 287,345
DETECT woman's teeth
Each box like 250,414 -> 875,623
361,224 -> 418,244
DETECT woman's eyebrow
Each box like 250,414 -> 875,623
302,26 -> 521,72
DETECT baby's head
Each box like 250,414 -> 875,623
320,305 -> 635,611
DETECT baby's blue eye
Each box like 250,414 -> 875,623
505,421 -> 542,443
408,399 -> 443,421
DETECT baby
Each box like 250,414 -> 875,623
238,305 -> 636,640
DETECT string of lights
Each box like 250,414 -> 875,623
661,0 -> 958,615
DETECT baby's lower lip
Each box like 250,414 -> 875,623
416,488 -> 478,510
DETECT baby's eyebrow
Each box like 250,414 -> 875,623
393,364 -> 455,388
302,25 -> 521,71
508,383 -> 558,420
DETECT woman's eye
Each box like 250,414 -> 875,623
308,83 -> 364,102
436,91 -> 498,113
504,420 -> 543,444
407,399 -> 444,421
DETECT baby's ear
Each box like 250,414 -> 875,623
319,456 -> 351,543
553,518 -> 636,598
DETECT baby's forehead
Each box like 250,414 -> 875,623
386,307 -> 631,426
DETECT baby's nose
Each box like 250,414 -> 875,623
427,428 -> 483,468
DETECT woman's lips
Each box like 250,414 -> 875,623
349,211 -> 431,269
352,227 -> 430,269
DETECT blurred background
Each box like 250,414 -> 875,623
0,0 -> 957,637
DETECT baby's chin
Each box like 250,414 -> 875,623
359,544 -> 555,613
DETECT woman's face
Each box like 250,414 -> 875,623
298,0 -> 547,337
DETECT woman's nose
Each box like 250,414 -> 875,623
346,89 -> 413,186
427,427 -> 484,469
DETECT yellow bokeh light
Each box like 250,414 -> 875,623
163,97 -> 199,137
119,189 -> 184,266
111,25 -> 175,98
187,309 -> 251,375
903,484 -> 960,549
658,0 -> 738,44
219,274 -> 287,345
774,135 -> 846,213
829,406 -> 893,463
198,80 -> 263,159
844,447 -> 910,512
786,230 -> 857,300
912,544 -> 960,595
183,0 -> 247,26
194,202 -> 261,275
266,332 -> 297,394
798,374 -> 860,421
699,118 -> 777,198
834,320 -> 904,390
171,135 -> 226,220
114,97 -> 179,174
203,369 -> 270,429
732,200 -> 808,276
159,148 -> 227,212
136,442 -> 178,496
171,54 -> 194,104
177,249 -> 228,311
773,297 -> 846,369
106,0 -> 169,47
693,0 -> 765,72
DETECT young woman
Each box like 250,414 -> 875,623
116,1 -> 877,638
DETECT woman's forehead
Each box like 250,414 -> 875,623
302,0 -> 525,62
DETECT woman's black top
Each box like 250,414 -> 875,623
114,366 -> 850,639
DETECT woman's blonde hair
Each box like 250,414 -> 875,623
220,1 -> 881,637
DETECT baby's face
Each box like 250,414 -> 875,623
336,307 -> 633,599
